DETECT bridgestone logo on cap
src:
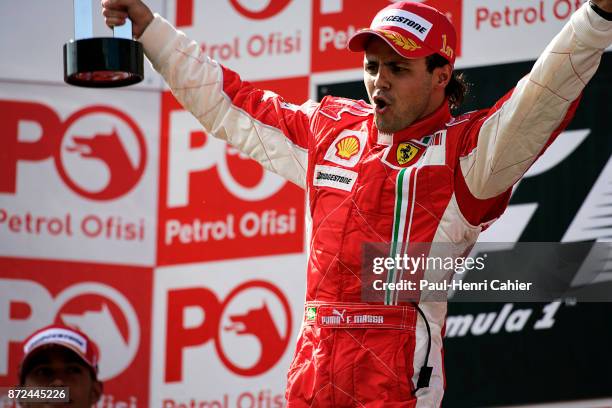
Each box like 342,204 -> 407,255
24,328 -> 88,355
374,9 -> 433,41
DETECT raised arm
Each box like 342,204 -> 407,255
457,1 -> 612,221
101,0 -> 315,189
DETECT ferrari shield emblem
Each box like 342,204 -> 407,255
396,142 -> 421,166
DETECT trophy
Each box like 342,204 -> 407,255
64,0 -> 143,87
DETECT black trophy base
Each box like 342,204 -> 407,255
63,37 -> 144,88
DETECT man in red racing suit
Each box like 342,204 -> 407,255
103,0 -> 612,405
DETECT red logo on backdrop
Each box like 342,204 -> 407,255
312,0 -> 463,72
229,0 -> 291,20
176,0 -> 291,27
0,259 -> 152,406
55,288 -> 139,380
0,101 -> 147,200
157,77 -> 306,265
165,280 -> 292,381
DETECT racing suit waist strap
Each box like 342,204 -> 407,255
303,301 -> 416,330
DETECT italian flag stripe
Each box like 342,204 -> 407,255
387,167 -> 411,304
395,167 -> 419,304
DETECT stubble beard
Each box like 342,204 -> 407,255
374,115 -> 391,133
375,112 -> 416,134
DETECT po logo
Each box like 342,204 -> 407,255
175,0 -> 290,27
167,110 -> 286,207
165,280 -> 292,381
0,280 -> 140,381
229,0 -> 291,19
0,100 -> 146,201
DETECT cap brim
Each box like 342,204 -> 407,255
347,29 -> 436,60
19,343 -> 97,383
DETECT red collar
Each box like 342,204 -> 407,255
373,101 -> 451,145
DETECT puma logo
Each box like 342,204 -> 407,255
321,308 -> 346,325
333,308 -> 346,322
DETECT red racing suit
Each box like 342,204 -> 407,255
141,4 -> 611,406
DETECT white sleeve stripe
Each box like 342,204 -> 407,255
144,15 -> 309,187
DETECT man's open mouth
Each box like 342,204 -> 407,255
373,96 -> 390,113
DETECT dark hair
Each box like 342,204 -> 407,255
426,54 -> 468,110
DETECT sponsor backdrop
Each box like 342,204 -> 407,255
0,0 -> 610,407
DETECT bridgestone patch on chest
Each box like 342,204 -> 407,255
313,164 -> 358,192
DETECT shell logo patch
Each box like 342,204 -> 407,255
324,129 -> 367,168
335,135 -> 360,160
396,142 -> 422,166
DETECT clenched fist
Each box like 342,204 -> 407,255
101,0 -> 154,38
